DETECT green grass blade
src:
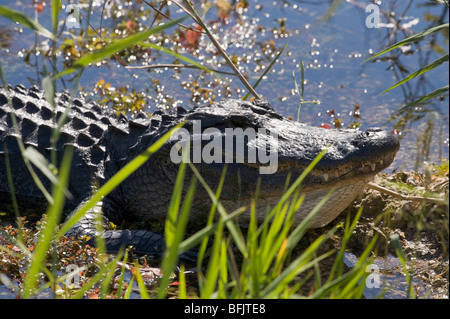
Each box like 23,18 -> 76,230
300,60 -> 305,100
99,258 -> 117,298
217,239 -> 229,298
42,75 -> 56,109
263,201 -> 296,265
397,85 -> 449,112
293,71 -> 301,121
380,54 -> 449,95
134,261 -> 151,299
56,16 -> 187,78
165,160 -> 188,248
333,236 -> 378,299
51,0 -> 61,36
138,42 -> 221,76
260,193 -> 303,277
327,207 -> 363,284
391,233 -> 415,299
178,264 -> 187,299
22,145 -> 72,200
123,276 -> 136,299
3,150 -> 21,233
273,148 -> 327,210
0,5 -> 55,40
94,209 -> 107,262
364,23 -> 449,62
123,275 -> 134,299
310,262 -> 365,299
21,147 -> 58,185
157,175 -> 197,299
22,146 -> 74,298
115,250 -> 129,298
196,165 -> 227,273
261,231 -> 334,298
294,60 -> 306,121
201,218 -> 225,298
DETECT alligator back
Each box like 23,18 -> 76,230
0,84 -> 115,209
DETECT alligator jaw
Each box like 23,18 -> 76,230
289,148 -> 398,192
219,147 -> 397,228
237,179 -> 371,228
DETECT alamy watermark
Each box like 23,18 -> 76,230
365,264 -> 381,289
66,4 -> 81,29
365,3 -> 381,29
170,120 -> 279,174
65,264 -> 83,289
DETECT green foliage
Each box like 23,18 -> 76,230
56,16 -> 188,78
365,12 -> 449,111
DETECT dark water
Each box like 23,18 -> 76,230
0,0 -> 448,171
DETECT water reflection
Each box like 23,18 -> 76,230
344,252 -> 428,299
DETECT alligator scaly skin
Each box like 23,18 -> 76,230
0,84 -> 170,256
0,84 -> 400,259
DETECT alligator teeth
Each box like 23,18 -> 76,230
322,173 -> 329,181
379,159 -> 383,166
371,164 -> 376,171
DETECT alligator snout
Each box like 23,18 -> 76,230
354,127 -> 400,158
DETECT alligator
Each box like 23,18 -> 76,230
0,84 -> 399,257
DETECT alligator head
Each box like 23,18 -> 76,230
117,99 -> 399,228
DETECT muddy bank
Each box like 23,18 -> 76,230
334,169 -> 449,298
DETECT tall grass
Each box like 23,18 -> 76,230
364,2 -> 449,112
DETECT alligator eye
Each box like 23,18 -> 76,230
365,128 -> 383,136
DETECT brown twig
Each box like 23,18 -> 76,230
178,0 -> 262,99
367,182 -> 448,206
170,0 -> 203,26
143,0 -> 203,33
